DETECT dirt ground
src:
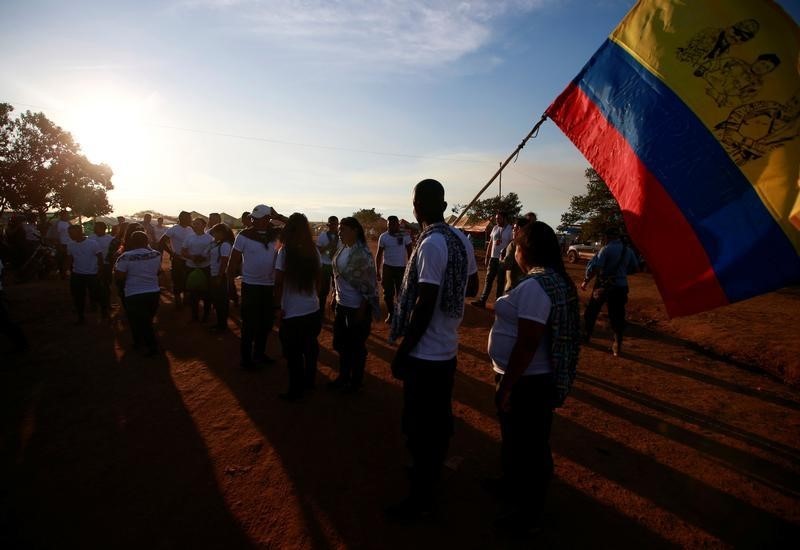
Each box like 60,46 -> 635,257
1,250 -> 799,549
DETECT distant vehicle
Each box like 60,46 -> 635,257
566,241 -> 601,263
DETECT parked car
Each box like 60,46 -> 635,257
566,241 -> 601,263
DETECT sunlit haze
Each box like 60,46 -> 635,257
2,0 -> 798,225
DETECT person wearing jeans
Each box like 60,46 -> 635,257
472,212 -> 513,308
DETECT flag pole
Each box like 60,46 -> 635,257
452,114 -> 548,226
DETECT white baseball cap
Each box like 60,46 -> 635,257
250,204 -> 273,219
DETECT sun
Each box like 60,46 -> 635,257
69,92 -> 152,169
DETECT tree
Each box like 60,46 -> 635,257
453,192 -> 523,222
0,103 -> 113,217
352,207 -> 382,226
560,168 -> 625,240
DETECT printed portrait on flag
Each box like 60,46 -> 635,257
547,0 -> 800,316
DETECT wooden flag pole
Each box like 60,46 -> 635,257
452,114 -> 548,226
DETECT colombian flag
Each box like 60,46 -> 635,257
547,0 -> 800,317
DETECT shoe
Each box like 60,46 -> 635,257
470,299 -> 486,308
384,497 -> 435,523
611,340 -> 621,357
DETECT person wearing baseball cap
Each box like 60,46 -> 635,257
227,204 -> 287,369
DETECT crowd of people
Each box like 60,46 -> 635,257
0,178 -> 641,537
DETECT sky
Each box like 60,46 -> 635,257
2,0 -> 799,227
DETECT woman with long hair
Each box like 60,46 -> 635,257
487,221 -> 581,536
329,217 -> 380,392
209,222 -> 235,332
114,231 -> 162,356
274,213 -> 322,400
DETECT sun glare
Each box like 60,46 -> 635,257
69,93 -> 152,170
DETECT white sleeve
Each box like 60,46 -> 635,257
416,235 -> 447,286
220,242 -> 232,258
514,279 -> 551,324
233,233 -> 246,252
115,254 -> 128,273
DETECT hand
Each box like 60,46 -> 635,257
376,272 -> 382,282
580,280 -> 588,291
495,385 -> 512,413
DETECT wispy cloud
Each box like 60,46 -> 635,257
179,0 -> 550,68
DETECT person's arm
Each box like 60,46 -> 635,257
375,246 -> 384,282
95,250 -> 103,273
273,268 -> 284,323
219,251 -> 230,276
581,248 -> 604,290
227,248 -> 242,279
391,282 -> 439,375
114,257 -> 127,283
66,247 -> 74,273
404,236 -> 413,260
158,234 -> 172,256
496,318 -> 547,413
270,208 -> 289,224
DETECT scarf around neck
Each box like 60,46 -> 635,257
332,241 -> 380,319
389,222 -> 467,343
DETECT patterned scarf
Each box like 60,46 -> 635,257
332,241 -> 380,319
518,267 -> 581,408
390,223 -> 467,343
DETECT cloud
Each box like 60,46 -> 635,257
179,0 -> 550,68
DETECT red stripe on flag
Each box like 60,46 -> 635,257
548,83 -> 729,317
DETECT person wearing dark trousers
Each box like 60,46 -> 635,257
580,227 -> 639,356
115,231 -> 162,356
208,223 -> 234,332
181,218 -> 214,323
376,215 -> 413,323
386,179 -> 479,521
228,204 -> 288,369
90,221 -> 114,310
158,211 -> 193,309
488,221 -> 581,537
316,216 -> 340,313
0,259 -> 28,352
275,213 -> 322,400
66,224 -> 105,325
329,217 -> 380,392
472,211 -> 513,308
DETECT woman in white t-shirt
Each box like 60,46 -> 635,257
114,231 -> 163,356
181,218 -> 214,322
208,223 -> 234,332
329,217 -> 380,392
487,221 -> 580,535
274,213 -> 322,400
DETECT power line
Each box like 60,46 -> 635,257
7,99 -> 493,165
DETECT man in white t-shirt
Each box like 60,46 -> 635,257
90,221 -> 115,307
316,216 -> 340,312
386,179 -> 479,521
55,210 -> 72,279
376,215 -> 413,323
158,211 -> 194,309
472,211 -> 513,308
228,203 -> 288,369
66,224 -> 105,324
152,217 -> 167,244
